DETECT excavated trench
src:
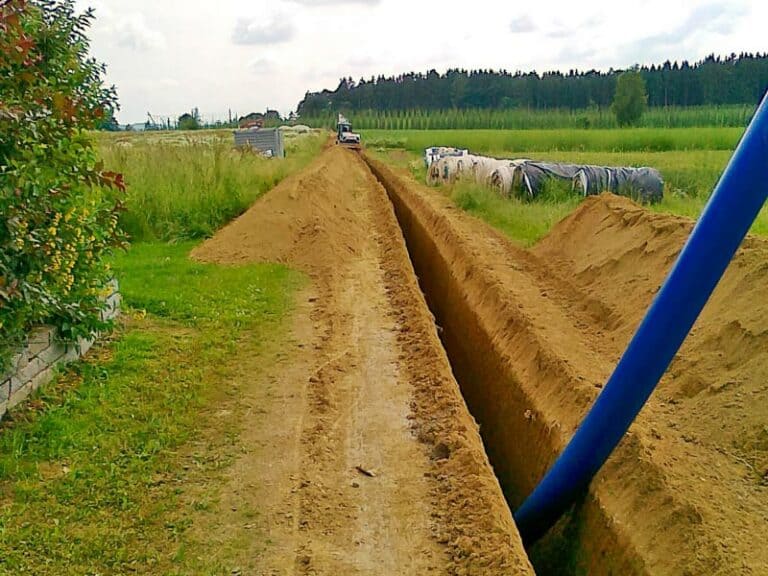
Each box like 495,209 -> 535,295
361,154 -> 646,576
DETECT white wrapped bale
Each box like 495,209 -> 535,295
489,165 -> 519,198
426,156 -> 469,186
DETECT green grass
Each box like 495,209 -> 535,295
302,104 -> 756,130
452,181 -> 581,246
364,127 -> 745,153
372,128 -> 768,245
96,130 -> 325,242
0,242 -> 304,575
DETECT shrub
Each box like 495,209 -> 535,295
0,0 -> 127,368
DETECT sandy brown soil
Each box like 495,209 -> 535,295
187,142 -> 767,575
364,155 -> 768,576
192,146 -> 534,575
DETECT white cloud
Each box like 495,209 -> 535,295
84,3 -> 166,52
113,14 -> 166,51
232,16 -> 294,45
75,0 -> 766,123
249,58 -> 275,73
510,16 -> 536,34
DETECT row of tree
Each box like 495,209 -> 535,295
296,53 -> 768,116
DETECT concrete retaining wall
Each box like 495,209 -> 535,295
0,282 -> 121,422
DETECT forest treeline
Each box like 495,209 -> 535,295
296,53 -> 768,116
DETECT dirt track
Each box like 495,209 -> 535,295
193,145 -> 768,575
193,145 -> 533,575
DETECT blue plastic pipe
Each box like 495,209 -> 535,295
514,91 -> 768,545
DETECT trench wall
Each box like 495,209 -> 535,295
363,154 -> 649,576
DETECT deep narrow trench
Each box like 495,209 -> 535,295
361,155 -> 647,576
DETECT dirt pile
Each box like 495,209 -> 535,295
536,194 -> 768,572
193,146 -> 534,575
192,146 -> 365,273
365,157 -> 768,575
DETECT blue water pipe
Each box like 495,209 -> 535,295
514,90 -> 768,545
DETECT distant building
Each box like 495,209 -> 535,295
238,110 -> 283,129
239,112 -> 264,129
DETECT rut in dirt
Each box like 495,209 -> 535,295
362,153 -> 768,576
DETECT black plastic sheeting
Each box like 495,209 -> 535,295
518,161 -> 664,203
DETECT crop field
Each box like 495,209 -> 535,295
301,104 -> 756,130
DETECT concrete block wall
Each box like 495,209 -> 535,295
0,281 -> 121,422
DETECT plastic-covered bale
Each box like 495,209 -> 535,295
470,157 -> 504,186
516,162 -> 581,198
613,167 -> 664,203
573,166 -> 614,196
426,160 -> 443,186
489,165 -> 519,198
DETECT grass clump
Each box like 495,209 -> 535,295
450,180 -> 580,246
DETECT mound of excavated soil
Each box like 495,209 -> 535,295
192,147 -> 366,272
535,194 -> 768,572
193,146 -> 534,575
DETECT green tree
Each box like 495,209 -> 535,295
1,0 -> 126,367
612,70 -> 648,126
178,112 -> 199,130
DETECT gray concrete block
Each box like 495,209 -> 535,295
8,381 -> 32,409
27,366 -> 54,395
0,378 -> 10,402
10,349 -> 28,371
9,375 -> 25,395
27,326 -> 55,357
38,341 -> 66,365
18,355 -> 47,385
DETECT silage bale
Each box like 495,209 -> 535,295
573,165 -> 613,196
426,158 -> 445,185
426,156 -> 465,185
617,167 -> 664,203
489,165 -> 519,198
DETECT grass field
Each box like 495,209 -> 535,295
0,243 -> 304,574
0,133 -> 318,572
96,130 -> 325,242
369,126 -> 768,245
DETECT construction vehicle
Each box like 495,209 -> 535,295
336,114 -> 361,148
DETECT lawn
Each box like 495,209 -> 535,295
0,243 -> 304,575
0,129 -> 323,574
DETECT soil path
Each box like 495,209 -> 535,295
192,146 -> 533,575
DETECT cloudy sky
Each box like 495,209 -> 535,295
75,0 -> 765,124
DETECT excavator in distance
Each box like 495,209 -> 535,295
336,114 -> 361,149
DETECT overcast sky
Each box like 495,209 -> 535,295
75,0 -> 765,124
